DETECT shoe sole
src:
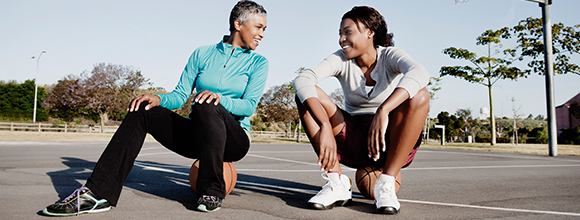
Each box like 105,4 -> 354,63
376,206 -> 399,215
307,199 -> 352,210
197,204 -> 221,212
42,206 -> 112,216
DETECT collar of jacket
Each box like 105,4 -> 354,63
218,35 -> 252,57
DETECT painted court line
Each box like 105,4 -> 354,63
245,153 -> 320,166
405,164 -> 580,171
420,149 -> 580,163
399,199 -> 580,217
248,151 -> 313,154
245,154 -> 357,171
133,161 -> 580,217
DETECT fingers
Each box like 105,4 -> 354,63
129,95 -> 160,112
319,148 -> 337,172
194,91 -> 220,105
129,95 -> 145,112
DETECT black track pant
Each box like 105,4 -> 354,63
85,102 -> 250,206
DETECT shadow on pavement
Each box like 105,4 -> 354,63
45,157 -> 328,213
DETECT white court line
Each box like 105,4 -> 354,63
138,152 -> 175,156
140,147 -> 165,151
398,199 -> 580,217
420,150 -> 580,163
132,161 -> 580,217
134,161 -> 321,173
238,169 -> 322,172
248,151 -> 313,153
246,153 -> 357,171
405,164 -> 580,171
245,154 -> 320,166
136,153 -> 580,172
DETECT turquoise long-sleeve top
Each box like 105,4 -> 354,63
157,36 -> 269,132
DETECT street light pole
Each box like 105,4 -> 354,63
32,50 -> 46,124
524,0 -> 557,156
540,1 -> 558,157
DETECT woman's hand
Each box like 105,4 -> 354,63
367,110 -> 389,161
128,94 -> 161,112
194,90 -> 221,105
318,123 -> 338,172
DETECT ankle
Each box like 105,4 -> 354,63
381,173 -> 397,180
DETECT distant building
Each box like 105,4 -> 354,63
556,92 -> 580,135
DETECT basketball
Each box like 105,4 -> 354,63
355,165 -> 401,199
189,160 -> 237,197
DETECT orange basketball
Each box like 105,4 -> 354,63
189,160 -> 237,197
355,165 -> 401,199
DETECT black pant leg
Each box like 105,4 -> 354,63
85,102 -> 193,206
190,103 -> 249,198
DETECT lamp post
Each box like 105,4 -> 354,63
32,50 -> 46,124
524,0 -> 557,156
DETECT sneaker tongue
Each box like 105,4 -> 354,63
327,172 -> 341,182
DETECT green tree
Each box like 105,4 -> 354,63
259,82 -> 298,137
436,111 -> 465,142
455,108 -> 476,138
512,17 -> 580,76
0,80 -> 47,121
440,28 -> 526,145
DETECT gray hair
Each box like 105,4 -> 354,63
229,0 -> 267,32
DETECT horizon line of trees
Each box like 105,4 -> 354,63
2,75 -> 579,144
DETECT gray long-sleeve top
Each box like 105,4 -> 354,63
294,46 -> 429,115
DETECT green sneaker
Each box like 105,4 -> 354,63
196,195 -> 222,212
43,186 -> 111,216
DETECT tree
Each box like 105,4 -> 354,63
436,111 -> 465,142
259,82 -> 298,137
455,108 -> 476,140
440,28 -> 526,145
513,17 -> 580,76
329,88 -> 344,110
425,77 -> 442,142
42,75 -> 88,122
0,80 -> 47,121
510,97 -> 524,145
82,63 -> 149,132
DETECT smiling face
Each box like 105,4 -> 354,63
339,18 -> 375,59
234,13 -> 267,50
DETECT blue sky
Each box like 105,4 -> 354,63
1,0 -> 578,118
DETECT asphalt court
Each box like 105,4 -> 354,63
1,141 -> 580,219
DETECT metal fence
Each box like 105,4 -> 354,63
0,122 -> 308,139
0,122 -> 117,133
250,130 -> 308,140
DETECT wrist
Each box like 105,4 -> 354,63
376,106 -> 391,115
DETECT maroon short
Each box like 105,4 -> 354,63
335,109 -> 421,169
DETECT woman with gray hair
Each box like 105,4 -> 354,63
42,0 -> 268,216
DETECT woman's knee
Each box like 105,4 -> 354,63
190,102 -> 221,118
408,88 -> 430,111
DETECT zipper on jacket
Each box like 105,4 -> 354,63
224,48 -> 235,68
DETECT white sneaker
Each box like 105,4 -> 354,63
307,172 -> 352,210
374,174 -> 400,214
